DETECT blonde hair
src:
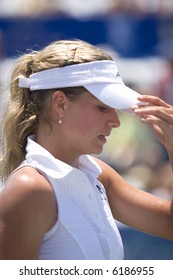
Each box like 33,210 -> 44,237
0,39 -> 112,181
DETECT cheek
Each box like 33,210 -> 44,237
70,111 -> 98,140
74,115 -> 94,134
65,101 -> 101,136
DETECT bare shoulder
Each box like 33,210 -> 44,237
2,166 -> 55,206
93,157 -> 126,191
0,166 -> 57,226
0,166 -> 57,259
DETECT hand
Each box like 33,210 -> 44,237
131,95 -> 173,156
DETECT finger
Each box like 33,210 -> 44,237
134,107 -> 173,124
141,116 -> 173,145
141,114 -> 172,127
137,95 -> 172,108
141,115 -> 173,140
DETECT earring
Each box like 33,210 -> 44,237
58,119 -> 62,124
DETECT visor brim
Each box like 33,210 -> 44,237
85,83 -> 141,114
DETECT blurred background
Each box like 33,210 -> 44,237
0,0 -> 173,259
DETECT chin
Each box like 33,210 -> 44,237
82,143 -> 104,155
90,146 -> 104,155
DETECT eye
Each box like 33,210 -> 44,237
97,106 -> 108,112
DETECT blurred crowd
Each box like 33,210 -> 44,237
0,0 -> 173,18
0,0 -> 173,200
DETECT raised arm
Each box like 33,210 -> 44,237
95,95 -> 173,240
133,95 -> 173,237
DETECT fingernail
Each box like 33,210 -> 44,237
141,118 -> 146,123
131,105 -> 138,110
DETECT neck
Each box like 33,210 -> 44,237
35,127 -> 80,168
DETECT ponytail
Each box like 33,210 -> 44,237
0,52 -> 46,181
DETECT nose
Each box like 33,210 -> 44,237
109,109 -> 120,128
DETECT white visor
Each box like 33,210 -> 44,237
19,60 -> 143,113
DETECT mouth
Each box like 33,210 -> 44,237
98,135 -> 107,143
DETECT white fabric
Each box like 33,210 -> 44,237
19,60 -> 143,112
20,135 -> 124,260
18,61 -> 123,89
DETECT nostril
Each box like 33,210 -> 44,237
112,121 -> 120,128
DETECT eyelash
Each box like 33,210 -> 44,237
97,106 -> 108,112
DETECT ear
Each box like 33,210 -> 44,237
51,90 -> 67,118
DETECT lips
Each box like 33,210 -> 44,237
99,135 -> 106,139
98,135 -> 107,143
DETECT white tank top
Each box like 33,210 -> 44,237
21,135 -> 124,260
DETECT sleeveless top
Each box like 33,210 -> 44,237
20,135 -> 124,260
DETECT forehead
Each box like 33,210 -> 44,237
80,89 -> 109,107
